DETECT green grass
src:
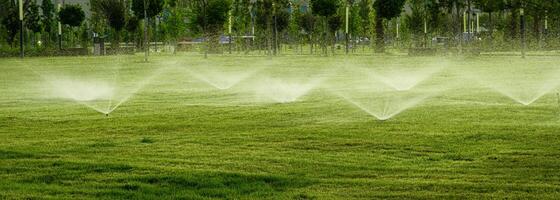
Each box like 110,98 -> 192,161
1,54 -> 560,199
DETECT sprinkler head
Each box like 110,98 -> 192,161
105,113 -> 109,117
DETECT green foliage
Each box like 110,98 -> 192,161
275,8 -> 290,32
310,0 -> 339,17
357,0 -> 371,36
26,0 -> 41,33
41,0 -> 55,34
189,0 -> 232,33
1,0 -> 19,45
406,0 -> 443,34
131,0 -> 164,19
0,0 -> 11,20
93,0 -> 126,32
328,15 -> 342,33
373,0 -> 405,52
474,0 -> 506,13
126,16 -> 140,33
230,0 -> 252,34
58,4 -> 85,27
166,0 -> 177,8
296,12 -> 315,35
437,0 -> 465,13
373,0 -> 405,20
255,0 -> 272,30
163,7 -> 187,40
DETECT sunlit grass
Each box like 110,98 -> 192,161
1,54 -> 560,199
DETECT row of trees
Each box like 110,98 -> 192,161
2,0 -> 560,56
1,0 -> 86,50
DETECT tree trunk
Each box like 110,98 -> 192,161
113,30 -> 120,49
510,8 -> 518,41
204,32 -> 208,58
309,35 -> 313,54
489,12 -> 493,37
533,14 -> 540,40
375,15 -> 384,53
332,32 -> 336,55
273,15 -> 278,55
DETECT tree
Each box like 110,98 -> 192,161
26,0 -> 42,34
504,0 -> 522,40
132,0 -> 164,20
474,0 -> 505,36
125,16 -> 140,45
132,0 -> 164,60
230,0 -> 253,53
311,0 -> 339,55
406,0 -> 442,47
272,0 -> 290,55
296,11 -> 316,54
255,0 -> 273,55
0,0 -> 11,20
163,2 -> 186,54
93,0 -> 126,48
58,4 -> 85,47
1,0 -> 20,47
188,0 -> 232,57
328,14 -> 342,54
438,0 -> 465,40
59,4 -> 85,27
357,0 -> 372,50
41,0 -> 55,46
373,0 -> 405,52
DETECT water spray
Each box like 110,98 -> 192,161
556,92 -> 560,115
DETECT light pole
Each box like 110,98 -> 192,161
58,1 -> 62,50
466,0 -> 471,43
143,0 -> 148,62
520,6 -> 526,59
228,10 -> 232,54
396,18 -> 399,48
544,11 -> 548,47
19,0 -> 23,58
345,4 -> 349,54
272,2 -> 277,56
423,17 -> 427,47
476,12 -> 479,34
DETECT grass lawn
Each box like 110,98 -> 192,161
1,54 -> 560,199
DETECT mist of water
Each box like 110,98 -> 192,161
328,63 -> 448,120
253,78 -> 323,103
339,58 -> 446,92
332,87 -> 439,120
42,76 -> 114,114
366,66 -> 444,91
105,67 -> 169,113
461,63 -> 560,106
184,65 -> 262,90
36,65 -> 169,115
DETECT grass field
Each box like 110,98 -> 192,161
1,54 -> 560,199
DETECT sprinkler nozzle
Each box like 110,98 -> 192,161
105,113 -> 109,117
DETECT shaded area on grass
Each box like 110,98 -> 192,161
0,150 -> 39,159
6,160 -> 314,199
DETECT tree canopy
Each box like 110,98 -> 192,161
58,4 -> 85,27
132,0 -> 165,19
373,0 -> 406,20
93,0 -> 126,31
189,0 -> 232,33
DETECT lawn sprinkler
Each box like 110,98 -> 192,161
105,113 -> 109,117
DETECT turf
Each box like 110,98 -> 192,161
1,54 -> 560,199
